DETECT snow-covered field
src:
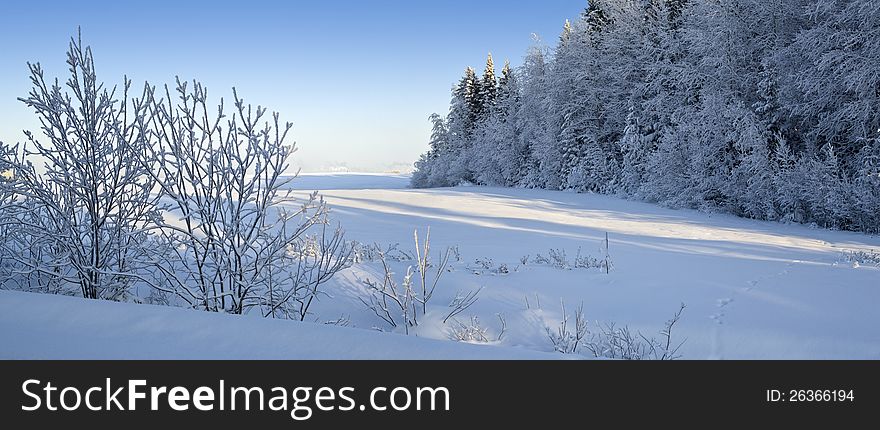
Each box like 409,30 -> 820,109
3,173 -> 879,359
0,290 -> 555,359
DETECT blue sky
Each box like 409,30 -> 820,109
0,0 -> 586,172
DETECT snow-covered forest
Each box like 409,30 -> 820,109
412,0 -> 880,233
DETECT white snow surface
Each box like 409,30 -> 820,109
0,290 -> 558,360
288,172 -> 411,191
2,173 -> 879,359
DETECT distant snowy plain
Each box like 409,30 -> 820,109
2,173 -> 878,359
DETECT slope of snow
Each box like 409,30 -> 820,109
0,290 -> 559,360
287,178 -> 880,360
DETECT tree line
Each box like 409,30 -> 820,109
412,0 -> 880,233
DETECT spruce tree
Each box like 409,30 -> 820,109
497,60 -> 519,118
427,113 -> 448,158
621,106 -> 645,194
478,53 -> 498,120
560,19 -> 573,43
585,0 -> 610,35
664,0 -> 688,25
448,67 -> 480,142
462,66 -> 482,132
856,138 -> 880,232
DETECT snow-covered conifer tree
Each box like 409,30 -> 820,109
478,53 -> 498,119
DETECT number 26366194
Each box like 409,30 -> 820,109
766,390 -> 854,402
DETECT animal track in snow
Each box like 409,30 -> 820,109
717,298 -> 734,308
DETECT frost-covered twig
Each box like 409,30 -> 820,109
443,287 -> 482,324
414,228 -> 450,314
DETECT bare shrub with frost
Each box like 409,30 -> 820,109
842,249 -> 880,268
470,257 -> 495,273
353,242 -> 413,264
532,236 -> 613,273
546,300 -> 588,354
534,249 -> 567,269
546,301 -> 687,359
448,314 -> 507,343
584,304 -> 687,360
1,33 -> 162,300
142,77 -> 351,315
467,257 -> 510,275
360,259 -> 419,333
359,228 -> 451,334
448,316 -> 491,343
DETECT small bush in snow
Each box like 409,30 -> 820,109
353,242 -> 413,264
584,304 -> 687,360
545,302 -> 687,359
359,228 -> 451,334
842,249 -> 880,268
450,245 -> 462,262
534,249 -> 567,269
532,243 -> 612,272
466,257 -> 511,275
360,261 -> 419,333
546,300 -> 588,354
472,257 -> 495,271
448,316 -> 491,343
448,314 -> 507,343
